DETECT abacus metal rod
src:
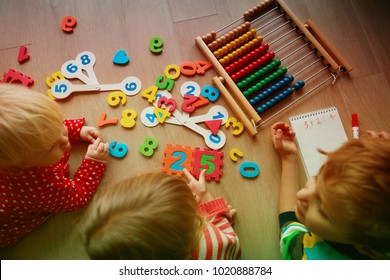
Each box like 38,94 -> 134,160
281,42 -> 311,61
251,6 -> 280,25
256,13 -> 286,33
215,6 -> 279,35
292,57 -> 323,77
262,20 -> 292,38
215,16 -> 244,34
257,73 -> 334,127
274,35 -> 304,53
268,27 -> 299,46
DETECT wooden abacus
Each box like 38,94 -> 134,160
195,0 -> 352,136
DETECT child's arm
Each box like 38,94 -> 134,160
271,122 -> 299,214
184,169 -> 241,259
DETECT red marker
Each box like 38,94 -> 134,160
352,114 -> 359,139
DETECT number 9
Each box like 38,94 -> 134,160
109,141 -> 128,158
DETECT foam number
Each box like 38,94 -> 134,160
156,75 -> 174,91
141,85 -> 158,103
179,61 -> 213,76
107,91 -> 127,106
230,148 -> 244,161
154,107 -> 171,123
120,109 -> 137,128
201,84 -> 219,102
61,16 -> 77,33
164,64 -> 180,80
225,117 -> 244,135
149,36 -> 163,54
240,162 -> 260,178
98,112 -> 118,127
45,71 -> 65,99
109,141 -> 128,158
139,137 -> 158,157
157,96 -> 177,113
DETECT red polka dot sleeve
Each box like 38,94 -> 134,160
0,118 -> 106,247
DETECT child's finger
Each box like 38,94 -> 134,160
183,168 -> 195,182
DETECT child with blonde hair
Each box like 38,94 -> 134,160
79,169 -> 241,259
271,122 -> 390,259
0,84 -> 109,247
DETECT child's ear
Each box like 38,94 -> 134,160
355,244 -> 388,260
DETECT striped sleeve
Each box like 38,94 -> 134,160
191,197 -> 241,260
279,211 -> 308,260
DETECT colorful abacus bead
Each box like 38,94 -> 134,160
249,75 -> 294,106
293,80 -> 305,89
256,88 -> 293,114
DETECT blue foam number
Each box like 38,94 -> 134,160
109,141 -> 128,158
239,162 -> 260,178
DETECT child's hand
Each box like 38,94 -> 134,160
86,138 -> 109,161
271,122 -> 297,160
183,168 -> 213,204
366,130 -> 390,139
227,203 -> 237,219
80,126 -> 100,143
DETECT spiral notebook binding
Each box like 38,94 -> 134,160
289,106 -> 337,121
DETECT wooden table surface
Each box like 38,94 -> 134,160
1,0 -> 389,259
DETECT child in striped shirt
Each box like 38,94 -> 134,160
271,121 -> 390,259
79,169 -> 241,259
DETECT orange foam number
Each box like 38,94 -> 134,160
61,16 -> 77,33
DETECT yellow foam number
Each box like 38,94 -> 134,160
154,107 -> 171,123
230,148 -> 244,162
45,71 -> 65,99
225,117 -> 244,135
164,64 -> 181,80
120,109 -> 137,128
107,91 -> 127,106
141,85 -> 158,103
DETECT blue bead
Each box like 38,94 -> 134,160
293,80 -> 305,89
269,99 -> 277,105
256,107 -> 264,114
261,104 -> 268,110
274,95 -> 281,102
258,94 -> 264,100
287,75 -> 294,82
249,99 -> 256,106
286,88 -> 294,95
266,101 -> 272,108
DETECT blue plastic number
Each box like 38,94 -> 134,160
80,54 -> 91,65
209,133 -> 221,144
66,63 -> 78,73
54,83 -> 67,93
239,162 -> 260,178
125,82 -> 137,92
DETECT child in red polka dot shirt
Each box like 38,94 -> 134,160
0,84 -> 109,247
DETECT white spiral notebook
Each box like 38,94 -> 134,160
289,106 -> 348,178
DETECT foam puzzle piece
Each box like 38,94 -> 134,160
192,147 -> 224,182
0,68 -> 34,87
17,46 -> 30,64
161,144 -> 194,177
113,50 -> 130,65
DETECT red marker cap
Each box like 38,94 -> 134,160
352,114 -> 358,127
